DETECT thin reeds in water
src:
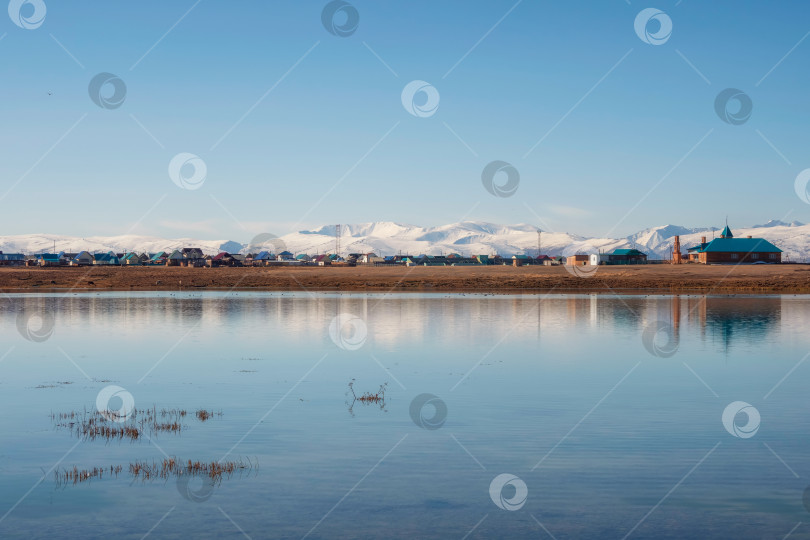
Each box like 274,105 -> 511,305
346,380 -> 388,416
55,457 -> 255,487
51,405 -> 222,442
55,465 -> 123,486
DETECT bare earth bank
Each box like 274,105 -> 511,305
2,265 -> 810,294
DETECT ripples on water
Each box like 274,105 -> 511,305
0,292 -> 809,539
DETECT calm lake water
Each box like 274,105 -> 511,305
1,292 -> 810,539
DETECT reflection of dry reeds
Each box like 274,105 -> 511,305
55,457 -> 256,487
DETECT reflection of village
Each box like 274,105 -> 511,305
2,293 -> 790,352
562,294 -> 784,351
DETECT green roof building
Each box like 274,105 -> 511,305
686,225 -> 782,264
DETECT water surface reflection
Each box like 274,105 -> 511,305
0,292 -> 807,540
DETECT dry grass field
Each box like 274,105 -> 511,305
2,264 -> 810,294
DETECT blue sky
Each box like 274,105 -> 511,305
1,0 -> 809,241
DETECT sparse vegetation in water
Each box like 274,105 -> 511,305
195,409 -> 221,421
34,381 -> 73,389
55,457 -> 256,487
346,380 -> 388,416
55,465 -> 123,486
50,403 -> 251,489
51,405 -> 222,442
130,457 -> 254,480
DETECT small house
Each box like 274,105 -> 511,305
93,252 -> 120,265
0,252 -> 26,266
589,253 -> 608,266
211,252 -> 243,267
363,253 -> 384,264
122,253 -> 142,266
512,254 -> 531,266
253,251 -> 276,266
166,250 -> 185,266
608,248 -> 648,265
149,252 -> 168,265
71,251 -> 94,266
566,254 -> 590,266
181,248 -> 206,267
37,253 -> 61,267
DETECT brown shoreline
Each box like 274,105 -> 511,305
2,265 -> 810,294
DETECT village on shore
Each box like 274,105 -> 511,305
0,225 -> 785,268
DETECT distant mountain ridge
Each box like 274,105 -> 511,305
1,220 -> 808,261
752,220 -> 805,228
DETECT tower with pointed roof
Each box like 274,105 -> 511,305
720,224 -> 733,238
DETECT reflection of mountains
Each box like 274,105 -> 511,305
0,293 -> 790,350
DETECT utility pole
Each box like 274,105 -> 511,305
537,230 -> 541,257
335,224 -> 341,256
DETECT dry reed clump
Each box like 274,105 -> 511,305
55,457 -> 256,487
346,381 -> 388,416
130,457 -> 252,480
348,380 -> 387,403
55,465 -> 123,486
51,405 -> 222,442
195,409 -> 222,422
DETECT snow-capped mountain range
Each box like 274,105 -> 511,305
1,220 -> 807,261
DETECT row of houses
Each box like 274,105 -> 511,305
0,249 -> 352,268
376,254 -> 560,266
1,226 -> 780,268
566,249 -> 650,267
0,248 -> 648,268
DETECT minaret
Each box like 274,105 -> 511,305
672,236 -> 682,264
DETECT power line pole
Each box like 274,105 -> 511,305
537,229 -> 541,257
335,224 -> 341,256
